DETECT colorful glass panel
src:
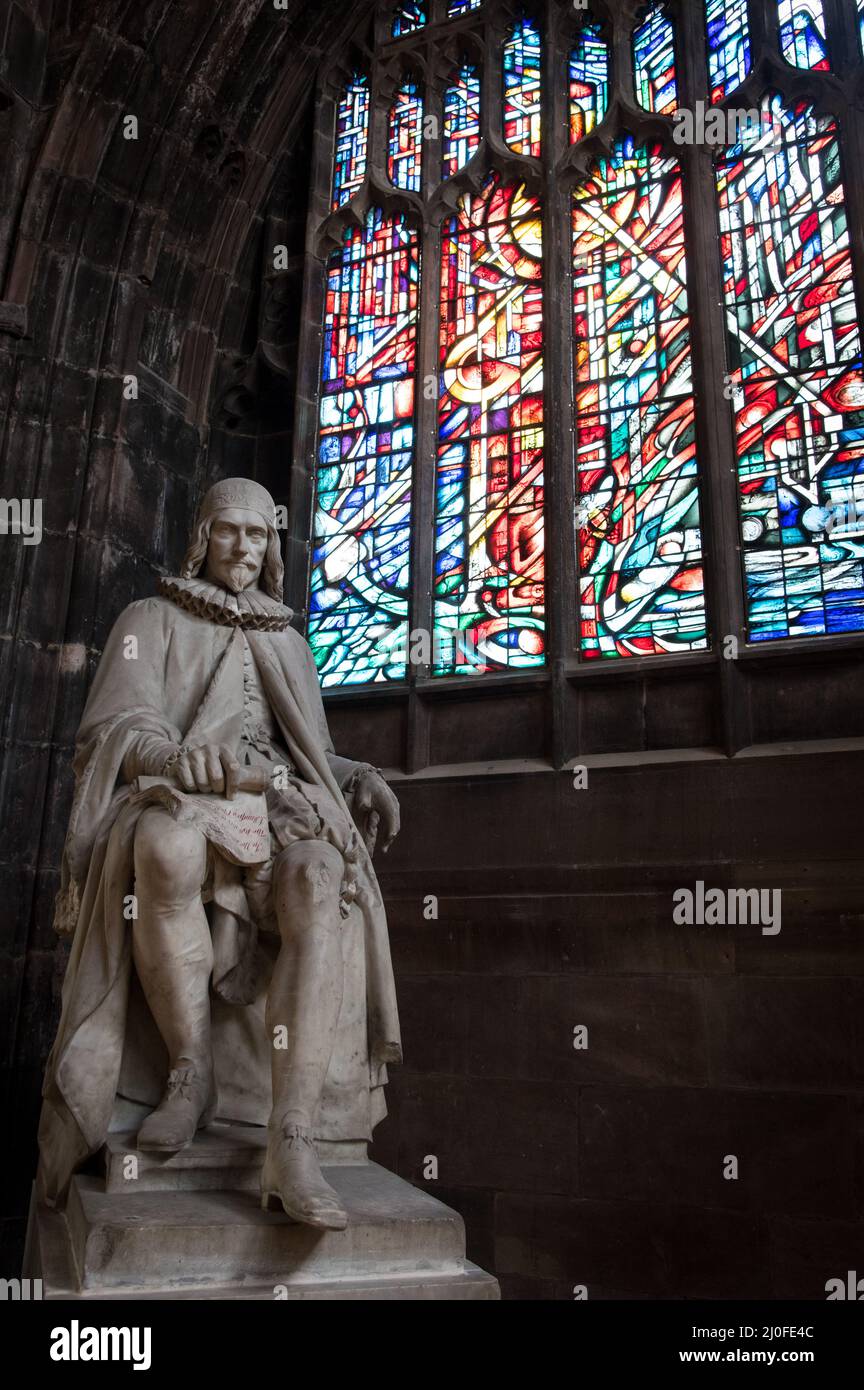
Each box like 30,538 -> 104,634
569,24 -> 609,144
778,0 -> 830,71
435,176 -> 545,674
310,211 -> 421,686
633,4 -> 677,116
573,139 -> 707,659
448,0 -> 482,15
392,3 -> 426,38
503,19 -> 542,158
443,64 -> 481,178
716,96 -> 864,640
332,77 -> 369,210
706,0 -> 751,103
388,82 -> 424,192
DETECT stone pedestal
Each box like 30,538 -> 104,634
24,1124 -> 499,1301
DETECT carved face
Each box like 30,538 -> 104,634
204,507 -> 269,594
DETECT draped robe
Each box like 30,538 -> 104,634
37,578 -> 402,1206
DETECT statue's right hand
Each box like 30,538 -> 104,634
174,744 -> 241,799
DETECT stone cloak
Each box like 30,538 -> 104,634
37,588 -> 402,1206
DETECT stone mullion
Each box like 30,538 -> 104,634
368,39 -> 434,771
485,3 -> 506,148
675,0 -> 752,754
545,0 -> 577,767
826,1 -> 864,367
406,60 -> 443,772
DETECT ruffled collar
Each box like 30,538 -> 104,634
158,576 -> 294,631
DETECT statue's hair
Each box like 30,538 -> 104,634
180,515 -> 285,601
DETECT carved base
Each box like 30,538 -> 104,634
24,1124 -> 499,1301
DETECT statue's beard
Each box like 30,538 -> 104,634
222,562 -> 259,593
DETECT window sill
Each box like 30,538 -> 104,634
320,633 -> 864,700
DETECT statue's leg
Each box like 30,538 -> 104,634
261,838 -> 348,1229
132,806 -> 215,1152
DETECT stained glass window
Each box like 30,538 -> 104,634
503,19 -> 542,158
308,0 -> 864,691
310,211 -> 421,686
443,64 -> 481,179
332,77 -> 369,211
633,4 -> 677,116
392,3 -> 426,38
778,0 -> 830,70
716,95 -> 864,640
706,0 -> 751,103
435,176 -> 545,674
388,82 -> 424,192
573,139 -> 707,659
569,23 -> 609,144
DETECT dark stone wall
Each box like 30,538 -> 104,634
367,750 -> 864,1299
0,0 -> 371,1273
0,0 -> 862,1300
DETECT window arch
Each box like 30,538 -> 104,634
442,62 -> 481,176
569,21 -> 609,143
331,75 -> 369,210
503,18 -> 542,157
705,0 -> 751,102
633,2 -> 677,115
293,0 -> 864,701
388,80 -> 425,191
777,0 -> 830,69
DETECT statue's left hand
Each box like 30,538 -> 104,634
351,769 -> 400,857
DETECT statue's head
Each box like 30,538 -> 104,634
180,478 -> 284,601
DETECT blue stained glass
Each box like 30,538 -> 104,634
392,3 -> 426,38
716,96 -> 864,641
570,23 -> 609,143
448,0 -> 482,15
633,4 -> 677,116
332,77 -> 369,210
706,0 -> 751,103
778,0 -> 830,71
443,64 -> 481,177
388,82 -> 424,191
311,211 -> 421,686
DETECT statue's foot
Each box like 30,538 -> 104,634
136,1057 -> 216,1152
260,1124 -> 348,1230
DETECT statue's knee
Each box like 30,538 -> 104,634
134,809 -> 206,900
274,840 -> 343,909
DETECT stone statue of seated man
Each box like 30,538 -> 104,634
37,477 -> 402,1231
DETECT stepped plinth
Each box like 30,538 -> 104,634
24,1123 -> 499,1301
